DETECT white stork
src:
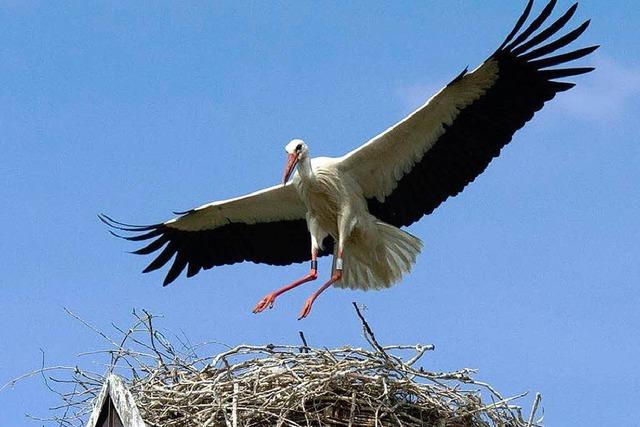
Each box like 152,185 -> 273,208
101,0 -> 597,319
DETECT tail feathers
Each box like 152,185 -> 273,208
337,222 -> 422,290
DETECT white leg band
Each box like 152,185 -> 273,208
335,257 -> 343,270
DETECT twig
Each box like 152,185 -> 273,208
527,392 -> 542,427
352,302 -> 388,359
298,331 -> 310,354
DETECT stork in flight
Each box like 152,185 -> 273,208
101,0 -> 597,319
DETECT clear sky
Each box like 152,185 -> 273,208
1,1 -> 638,425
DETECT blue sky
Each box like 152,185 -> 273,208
1,1 -> 638,425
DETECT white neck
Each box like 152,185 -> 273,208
296,155 -> 313,181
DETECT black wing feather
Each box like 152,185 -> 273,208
520,20 -> 591,60
529,45 -> 599,68
368,0 -> 596,227
497,0 -> 534,51
132,236 -> 168,255
101,213 -> 334,286
143,241 -> 178,274
539,66 -> 595,79
505,0 -> 558,51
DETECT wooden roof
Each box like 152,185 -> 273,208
85,375 -> 146,427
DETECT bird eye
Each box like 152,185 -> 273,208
296,144 -> 302,151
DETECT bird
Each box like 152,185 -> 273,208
101,0 -> 597,319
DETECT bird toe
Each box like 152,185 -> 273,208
252,294 -> 276,314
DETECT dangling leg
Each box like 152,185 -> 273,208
298,210 -> 356,319
252,248 -> 318,314
253,216 -> 327,315
298,248 -> 344,320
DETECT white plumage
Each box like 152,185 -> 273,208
287,142 -> 423,292
101,0 -> 597,318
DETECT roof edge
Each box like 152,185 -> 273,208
85,374 -> 147,427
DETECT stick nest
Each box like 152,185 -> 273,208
7,305 -> 542,426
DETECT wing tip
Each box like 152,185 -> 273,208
98,212 -> 160,232
497,0 -> 535,51
107,229 -> 129,240
497,0 -> 592,60
172,208 -> 195,216
447,66 -> 469,87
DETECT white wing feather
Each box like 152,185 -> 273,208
338,60 -> 499,203
165,183 -> 306,232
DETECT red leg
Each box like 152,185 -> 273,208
253,251 -> 318,314
298,252 -> 343,320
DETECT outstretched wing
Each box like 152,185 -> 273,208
101,183 -> 325,286
339,0 -> 598,227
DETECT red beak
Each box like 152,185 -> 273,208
282,153 -> 299,184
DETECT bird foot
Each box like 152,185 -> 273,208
253,270 -> 319,315
298,271 -> 342,320
252,293 -> 277,314
298,297 -> 316,320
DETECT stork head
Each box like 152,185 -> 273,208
282,139 -> 308,184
